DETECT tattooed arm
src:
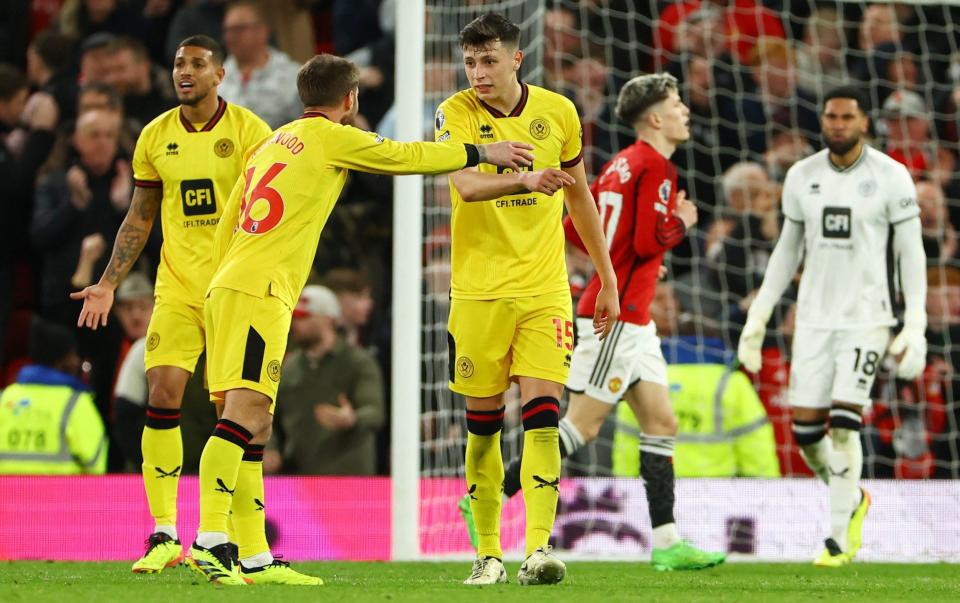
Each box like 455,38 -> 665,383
71,185 -> 162,329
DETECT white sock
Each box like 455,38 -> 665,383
558,417 -> 586,455
240,552 -> 275,569
195,531 -> 228,549
800,435 -> 832,485
154,524 -> 177,540
828,428 -> 862,551
652,523 -> 680,550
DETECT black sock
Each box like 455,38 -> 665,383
640,438 -> 676,528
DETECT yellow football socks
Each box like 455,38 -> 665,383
464,406 -> 506,560
519,397 -> 561,556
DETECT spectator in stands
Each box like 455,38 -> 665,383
219,0 -> 302,128
56,0 -> 150,42
110,272 -> 154,470
794,6 -> 848,100
103,37 -> 175,133
611,282 -> 780,478
26,30 -> 78,124
865,267 -> 959,479
269,286 -> 385,475
763,130 -> 815,183
858,3 -> 902,54
704,161 -> 775,259
882,90 -> 957,187
703,162 -> 783,334
377,57 -> 456,140
164,0 -> 227,62
543,6 -> 580,88
916,180 -> 958,265
78,32 -> 116,85
0,66 -> 58,368
656,0 -> 784,65
31,109 -> 128,325
324,268 -> 374,348
0,318 -> 106,475
731,37 -> 819,157
342,2 -> 395,129
76,81 -> 137,154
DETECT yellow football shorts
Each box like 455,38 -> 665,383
204,286 -> 292,409
447,289 -> 573,398
143,297 -> 205,373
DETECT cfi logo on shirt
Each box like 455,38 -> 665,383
529,118 -> 550,140
214,138 -> 235,158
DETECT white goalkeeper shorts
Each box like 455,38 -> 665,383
788,325 -> 891,409
567,318 -> 667,405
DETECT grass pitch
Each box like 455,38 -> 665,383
2,561 -> 957,602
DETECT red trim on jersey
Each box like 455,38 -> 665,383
560,151 -> 583,168
134,179 -> 162,188
300,111 -> 331,120
478,82 -> 529,119
178,97 -> 228,133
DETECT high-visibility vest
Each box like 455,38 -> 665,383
0,383 -> 107,474
612,364 -> 780,478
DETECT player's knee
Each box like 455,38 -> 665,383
573,415 -> 603,443
829,406 -> 863,445
792,418 -> 827,446
252,423 -> 272,444
147,381 -> 183,410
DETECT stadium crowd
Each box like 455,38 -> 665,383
0,0 -> 959,480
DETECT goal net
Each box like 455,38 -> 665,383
413,0 -> 960,560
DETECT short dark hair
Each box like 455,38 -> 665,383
297,54 -> 360,107
458,13 -> 521,49
29,317 -> 76,368
0,63 -> 29,101
822,86 -> 870,114
615,73 -> 678,127
30,30 -> 76,74
226,0 -> 269,25
176,34 -> 225,65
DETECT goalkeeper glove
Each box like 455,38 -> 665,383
889,307 -> 927,380
737,298 -> 774,373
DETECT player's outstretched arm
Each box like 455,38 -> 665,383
562,160 -> 619,339
329,125 -> 533,176
888,216 -> 927,379
737,218 -> 805,371
70,185 -> 161,330
450,167 -> 575,202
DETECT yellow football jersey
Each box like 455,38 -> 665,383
209,112 -> 480,310
435,82 -> 583,300
132,98 -> 271,306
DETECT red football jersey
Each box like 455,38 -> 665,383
565,140 -> 685,325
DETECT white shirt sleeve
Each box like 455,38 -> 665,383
886,164 -> 921,224
753,218 -> 805,314
114,338 -> 148,405
780,163 -> 803,223
893,216 -> 927,321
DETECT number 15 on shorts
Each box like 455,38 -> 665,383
553,318 -> 573,350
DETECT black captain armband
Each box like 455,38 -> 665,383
464,143 -> 480,168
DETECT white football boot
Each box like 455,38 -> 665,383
463,556 -> 508,585
517,546 -> 566,586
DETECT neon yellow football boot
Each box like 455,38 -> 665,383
186,542 -> 248,586
813,538 -> 850,568
240,559 -> 324,585
131,532 -> 184,573
846,488 -> 871,560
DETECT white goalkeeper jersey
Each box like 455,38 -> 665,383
780,146 -> 919,329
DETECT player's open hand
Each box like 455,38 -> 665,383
593,284 -> 620,340
70,283 -> 115,330
479,141 -> 535,171
519,168 -> 577,196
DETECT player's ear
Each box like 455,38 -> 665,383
513,48 -> 523,72
215,64 -> 225,86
